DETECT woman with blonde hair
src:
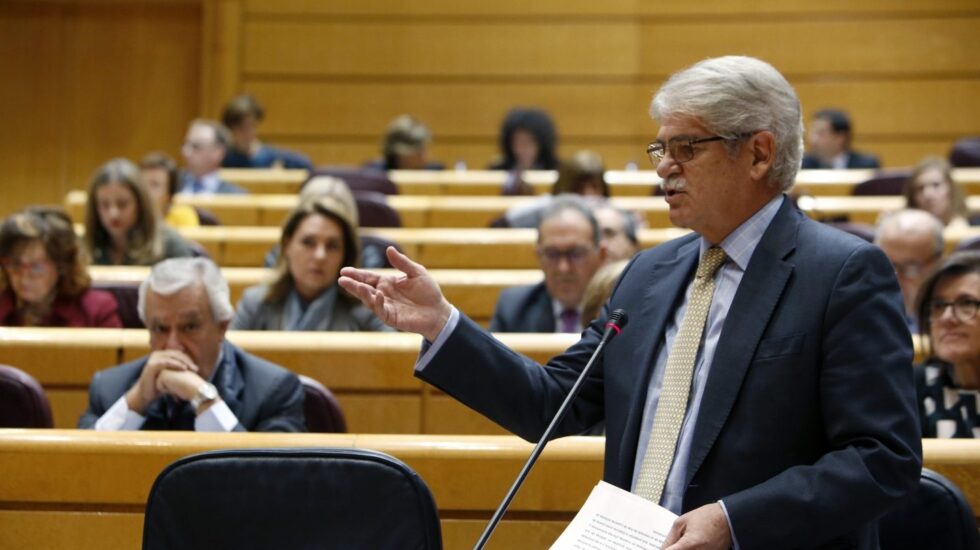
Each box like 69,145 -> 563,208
84,158 -> 192,265
903,156 -> 971,228
233,195 -> 390,331
0,206 -> 120,327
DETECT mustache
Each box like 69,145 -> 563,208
661,177 -> 687,192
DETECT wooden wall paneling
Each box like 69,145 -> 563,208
201,0 -> 244,120
242,20 -> 640,77
0,4 -> 72,216
64,3 -> 202,193
245,0 -> 640,17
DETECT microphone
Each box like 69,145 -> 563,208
473,309 -> 629,550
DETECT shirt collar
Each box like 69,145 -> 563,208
200,171 -> 221,193
699,194 -> 784,270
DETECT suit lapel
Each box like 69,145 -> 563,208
615,238 -> 700,484
531,282 -> 557,332
214,342 -> 245,419
684,200 -> 801,488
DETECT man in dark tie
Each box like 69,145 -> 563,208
489,195 -> 606,333
340,56 -> 920,549
78,258 -> 304,432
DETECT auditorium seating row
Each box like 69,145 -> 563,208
75,224 -> 980,268
217,168 -> 980,197
90,265 -> 541,327
0,430 -> 975,549
0,327 -> 927,433
64,190 -> 980,229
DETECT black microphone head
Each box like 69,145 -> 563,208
606,309 -> 628,330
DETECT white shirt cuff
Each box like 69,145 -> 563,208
194,399 -> 239,432
719,499 -> 740,550
415,306 -> 460,372
94,395 -> 146,431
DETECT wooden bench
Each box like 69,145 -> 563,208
0,327 -> 929,434
217,167 -> 980,197
0,431 -> 975,550
88,265 -> 543,327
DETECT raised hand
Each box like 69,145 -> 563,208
339,247 -> 453,341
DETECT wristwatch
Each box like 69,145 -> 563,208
190,382 -> 219,411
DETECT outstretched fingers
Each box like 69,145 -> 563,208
339,266 -> 381,286
386,247 -> 427,278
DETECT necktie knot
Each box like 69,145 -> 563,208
559,309 -> 579,333
696,247 -> 727,280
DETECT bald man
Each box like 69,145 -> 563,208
875,209 -> 945,332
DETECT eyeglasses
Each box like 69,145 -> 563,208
646,134 -> 746,166
929,297 -> 980,323
0,258 -> 52,276
536,246 -> 595,266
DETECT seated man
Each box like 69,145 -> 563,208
221,94 -> 314,170
801,108 -> 881,169
875,208 -> 945,332
490,195 -> 606,333
593,203 -> 640,262
179,119 -> 248,195
78,257 -> 304,432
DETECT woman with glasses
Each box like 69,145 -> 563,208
915,251 -> 980,437
0,207 -> 121,327
83,158 -> 193,265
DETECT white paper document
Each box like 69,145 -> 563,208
550,481 -> 679,550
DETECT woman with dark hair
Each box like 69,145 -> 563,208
903,156 -> 972,228
914,251 -> 980,438
84,158 -> 192,265
0,207 -> 121,327
231,196 -> 390,331
139,152 -> 200,228
552,150 -> 609,197
489,108 -> 560,171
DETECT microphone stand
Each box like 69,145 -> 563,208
473,310 -> 628,550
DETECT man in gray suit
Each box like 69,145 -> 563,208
79,258 -> 304,432
180,119 -> 248,195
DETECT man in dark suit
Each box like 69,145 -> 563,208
801,109 -> 881,169
490,196 -> 606,333
340,56 -> 920,549
79,258 -> 303,432
179,119 -> 248,195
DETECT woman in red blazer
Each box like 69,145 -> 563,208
0,207 -> 121,327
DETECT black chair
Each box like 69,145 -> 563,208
955,235 -> 980,253
354,190 -> 402,227
878,467 -> 980,550
298,375 -> 347,433
308,167 -> 398,195
194,206 -> 221,226
92,282 -> 144,328
950,137 -> 980,167
143,448 -> 442,550
0,364 -> 53,428
852,170 -> 911,196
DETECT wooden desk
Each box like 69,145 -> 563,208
0,431 -> 975,550
218,168 -> 980,197
88,266 -> 542,326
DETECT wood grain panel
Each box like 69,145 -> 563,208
242,20 -> 639,77
638,18 -> 980,78
47,390 -> 90,430
334,394 -> 420,434
425,394 -> 511,435
245,81 -> 644,137
0,511 -> 143,550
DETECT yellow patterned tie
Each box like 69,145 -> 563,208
635,246 -> 727,503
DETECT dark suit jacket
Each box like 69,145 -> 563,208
489,282 -> 555,333
418,198 -> 921,549
801,150 -> 881,169
78,341 -> 304,432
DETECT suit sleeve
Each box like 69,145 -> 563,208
77,371 -> 110,428
250,371 -> 305,433
723,245 -> 922,548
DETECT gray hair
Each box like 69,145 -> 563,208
650,56 -> 804,192
538,194 -> 601,246
875,208 -> 945,257
137,257 -> 234,323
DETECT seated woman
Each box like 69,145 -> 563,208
489,108 -> 560,171
83,158 -> 193,265
903,156 -> 974,228
914,251 -> 980,438
232,196 -> 391,331
552,150 -> 609,198
0,207 -> 121,327
364,115 -> 444,171
139,152 -> 200,228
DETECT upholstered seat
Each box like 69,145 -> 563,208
0,364 -> 53,428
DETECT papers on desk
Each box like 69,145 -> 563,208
550,481 -> 678,550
